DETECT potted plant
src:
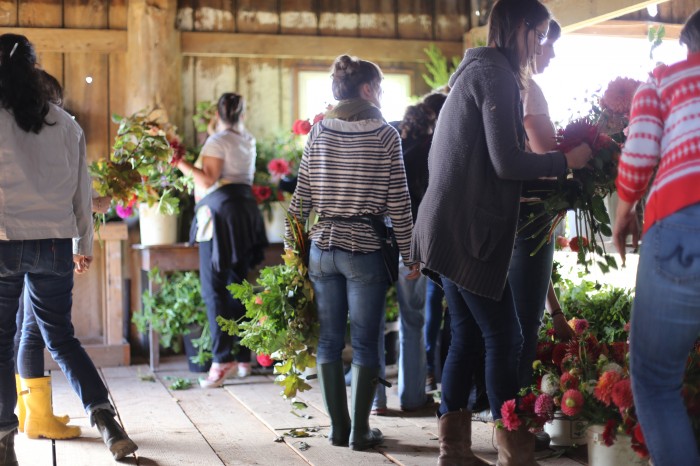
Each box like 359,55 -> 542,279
89,109 -> 193,244
132,268 -> 212,372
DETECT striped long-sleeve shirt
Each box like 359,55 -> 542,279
285,118 -> 414,263
615,51 -> 700,234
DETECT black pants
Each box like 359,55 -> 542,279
198,240 -> 250,364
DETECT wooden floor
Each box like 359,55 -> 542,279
14,356 -> 588,466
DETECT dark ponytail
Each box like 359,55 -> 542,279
217,92 -> 245,126
0,34 -> 51,133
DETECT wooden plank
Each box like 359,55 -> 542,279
64,0 -> 108,28
0,0 -> 17,26
194,0 -> 235,32
108,51 -> 127,158
182,55 -> 196,146
0,27 -> 126,52
542,0 -> 672,31
71,247 -> 104,339
319,0 -> 359,37
109,0 -> 128,29
181,31 -> 463,64
44,343 -> 130,370
104,237 -> 124,345
13,434 -> 53,465
237,58 -> 283,139
435,0 -> 469,42
176,0 -> 196,31
161,373 -> 307,465
397,0 -> 433,40
102,365 -> 224,465
570,19 -> 682,39
18,0 -> 61,27
280,0 -> 317,35
192,56 -> 237,112
358,0 -> 396,38
236,0 -> 279,34
134,243 -> 200,272
36,52 -> 63,86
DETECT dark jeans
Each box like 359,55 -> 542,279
424,279 -> 444,375
0,239 -> 111,431
198,240 -> 250,364
509,229 -> 555,389
15,289 -> 46,377
439,277 -> 523,420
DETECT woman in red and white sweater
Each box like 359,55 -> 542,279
613,8 -> 700,466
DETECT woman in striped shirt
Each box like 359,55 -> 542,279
613,8 -> 700,466
285,54 -> 417,451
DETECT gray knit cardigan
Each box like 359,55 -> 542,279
411,47 -> 567,300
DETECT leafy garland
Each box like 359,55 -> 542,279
219,213 -> 318,399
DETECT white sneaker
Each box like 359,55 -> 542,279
237,363 -> 251,378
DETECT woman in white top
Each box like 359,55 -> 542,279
176,93 -> 267,388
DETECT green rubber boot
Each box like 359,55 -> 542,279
318,361 -> 351,446
349,364 -> 384,451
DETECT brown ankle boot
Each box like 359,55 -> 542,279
437,410 -> 487,466
495,425 -> 540,466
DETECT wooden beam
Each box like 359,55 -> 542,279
570,19 -> 682,39
542,0 -> 671,32
0,27 -> 126,53
181,31 -> 464,63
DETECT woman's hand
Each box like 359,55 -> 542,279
552,313 -> 575,341
564,143 -> 593,169
405,263 -> 421,280
73,255 -> 93,274
612,199 -> 639,266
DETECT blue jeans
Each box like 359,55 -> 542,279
509,228 -> 554,389
374,261 -> 428,410
199,240 -> 250,364
309,243 -> 388,367
0,239 -> 111,431
439,277 -> 523,420
630,204 -> 700,466
424,279 -> 445,376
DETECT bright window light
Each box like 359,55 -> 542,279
297,70 -> 412,123
535,34 -> 687,126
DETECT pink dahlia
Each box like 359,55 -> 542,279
267,158 -> 291,177
601,77 -> 642,116
500,399 -> 521,431
256,353 -> 274,367
560,389 -> 584,417
534,393 -> 554,418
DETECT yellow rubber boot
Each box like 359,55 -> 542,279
22,376 -> 81,440
16,374 -> 70,433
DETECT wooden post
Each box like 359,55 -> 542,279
126,0 -> 182,127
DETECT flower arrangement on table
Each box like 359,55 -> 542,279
521,77 -> 643,272
89,109 -> 193,218
253,113 -> 325,219
219,213 -> 318,400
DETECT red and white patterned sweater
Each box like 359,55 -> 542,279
615,51 -> 700,235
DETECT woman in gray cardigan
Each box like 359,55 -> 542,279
411,1 -> 591,464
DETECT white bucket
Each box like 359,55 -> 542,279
586,424 -> 647,466
263,202 -> 288,244
138,203 -> 178,246
544,414 -> 587,446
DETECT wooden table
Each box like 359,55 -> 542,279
132,243 -> 200,371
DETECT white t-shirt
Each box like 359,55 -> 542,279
198,128 -> 256,187
523,79 -> 549,118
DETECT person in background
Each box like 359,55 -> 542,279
285,54 -> 417,451
506,18 -> 576,447
612,9 -> 700,466
176,92 -> 268,388
0,33 -> 137,462
371,92 -> 448,415
411,0 -> 592,463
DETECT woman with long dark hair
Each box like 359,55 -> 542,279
411,1 -> 592,463
0,33 -> 137,462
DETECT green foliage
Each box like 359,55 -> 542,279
385,285 -> 399,322
192,100 -> 216,133
421,43 -> 461,90
89,110 -> 193,216
132,268 -> 211,365
648,25 -> 666,60
253,131 -> 304,219
220,214 -> 317,400
166,376 -> 194,390
558,278 -> 634,344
